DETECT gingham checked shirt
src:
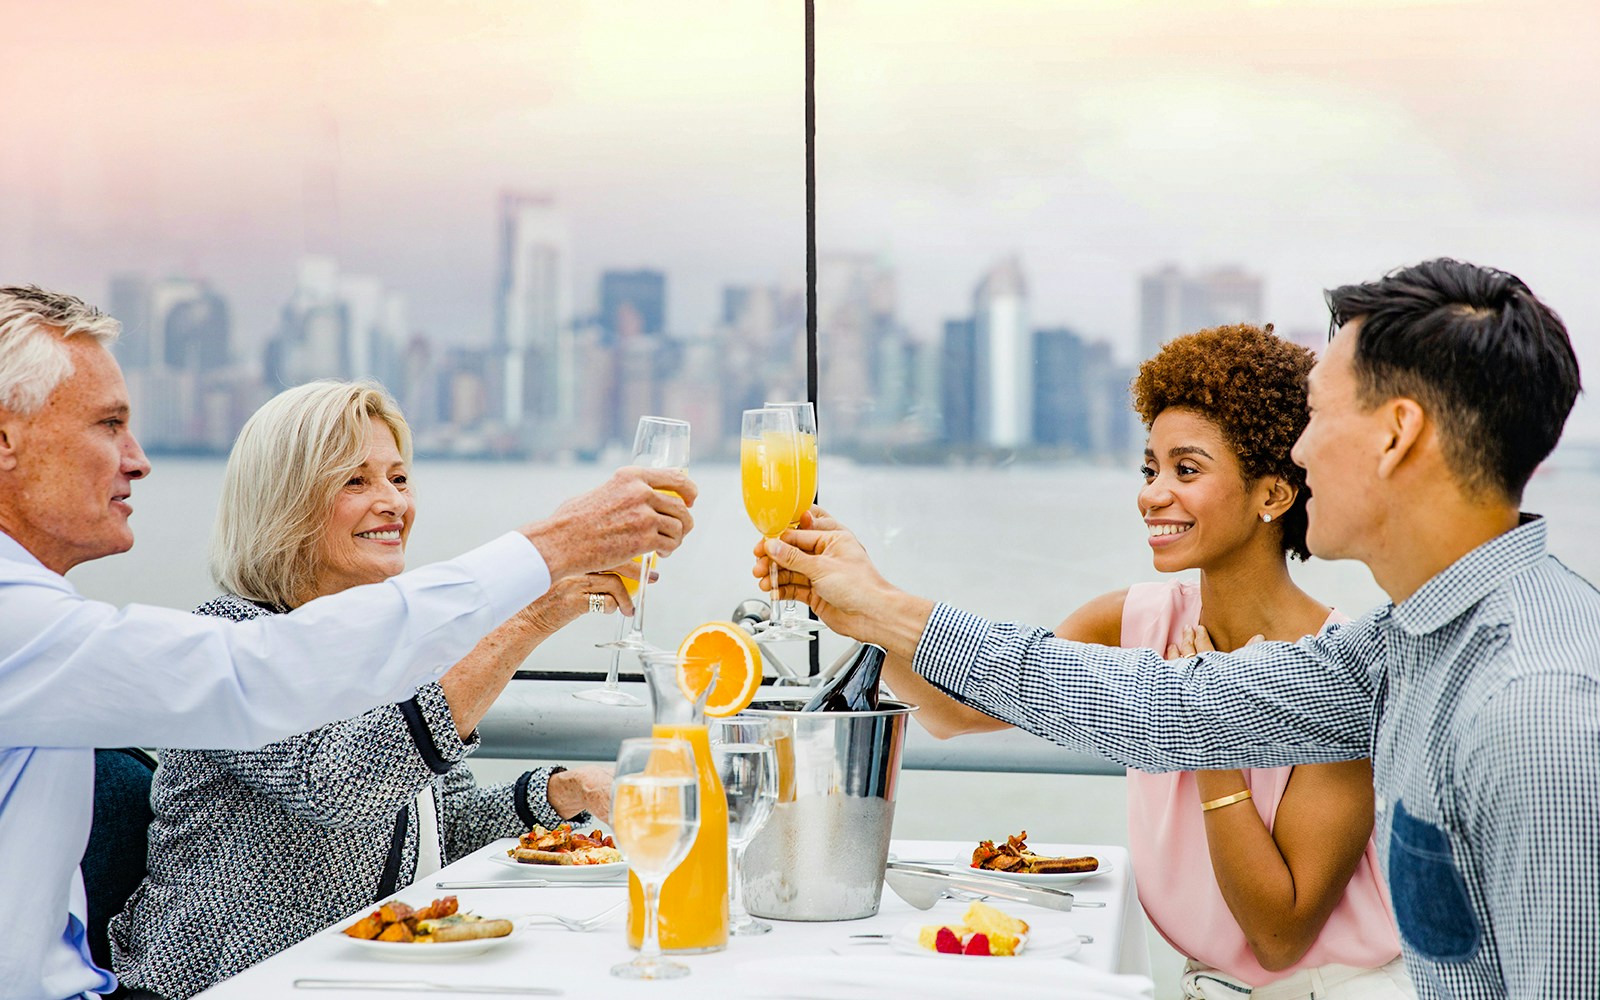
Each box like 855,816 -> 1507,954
914,516 -> 1600,999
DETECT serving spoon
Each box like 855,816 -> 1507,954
883,863 -> 1104,912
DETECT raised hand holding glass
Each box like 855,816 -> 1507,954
595,416 -> 689,655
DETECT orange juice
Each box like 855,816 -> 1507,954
611,553 -> 653,596
771,729 -> 797,804
790,432 -> 818,527
742,432 -> 799,538
612,774 -> 694,871
627,723 -> 729,952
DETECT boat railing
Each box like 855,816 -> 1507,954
481,674 -> 1121,776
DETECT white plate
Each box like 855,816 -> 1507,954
956,852 -> 1112,886
335,926 -> 517,960
486,840 -> 627,882
890,921 -> 1080,960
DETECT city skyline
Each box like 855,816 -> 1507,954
5,0 -> 1596,433
105,221 -> 1166,463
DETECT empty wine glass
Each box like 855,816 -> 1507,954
596,416 -> 690,654
611,737 -> 700,980
709,716 -> 778,935
763,400 -> 823,638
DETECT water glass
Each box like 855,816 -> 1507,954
611,737 -> 700,980
709,717 -> 778,935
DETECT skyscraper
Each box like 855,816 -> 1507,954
600,269 -> 666,343
973,257 -> 1031,449
939,318 -> 977,447
494,192 -> 574,431
1138,264 -> 1264,360
1032,326 -> 1093,453
817,254 -> 898,443
264,257 -> 407,390
148,278 -> 231,374
108,274 -> 152,370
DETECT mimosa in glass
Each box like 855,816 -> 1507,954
740,408 -> 801,644
762,400 -> 823,638
575,553 -> 650,707
593,416 -> 689,659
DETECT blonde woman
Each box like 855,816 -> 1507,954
110,381 -> 633,1000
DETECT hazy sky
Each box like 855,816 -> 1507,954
4,0 -> 1598,432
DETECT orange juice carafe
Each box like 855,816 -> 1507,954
628,654 -> 729,952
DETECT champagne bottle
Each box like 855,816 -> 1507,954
801,643 -> 886,712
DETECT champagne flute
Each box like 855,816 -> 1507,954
574,555 -> 648,706
611,737 -> 700,981
709,717 -> 778,935
596,416 -> 690,653
763,400 -> 823,637
740,407 -> 800,644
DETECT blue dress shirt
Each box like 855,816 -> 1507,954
915,517 -> 1600,1000
0,529 -> 550,1000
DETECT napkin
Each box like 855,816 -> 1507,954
739,956 -> 1155,1000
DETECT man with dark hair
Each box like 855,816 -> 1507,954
760,259 -> 1598,999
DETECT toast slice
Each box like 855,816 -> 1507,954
512,845 -> 622,866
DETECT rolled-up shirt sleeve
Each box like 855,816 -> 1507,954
0,531 -> 549,749
913,601 -> 1376,771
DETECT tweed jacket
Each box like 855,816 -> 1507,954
109,593 -> 576,999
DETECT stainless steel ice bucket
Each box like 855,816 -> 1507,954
738,698 -> 916,921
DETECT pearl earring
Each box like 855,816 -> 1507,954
1261,513 -> 1273,523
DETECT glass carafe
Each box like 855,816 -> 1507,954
627,653 -> 729,953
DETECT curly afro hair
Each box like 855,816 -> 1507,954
1132,324 -> 1316,561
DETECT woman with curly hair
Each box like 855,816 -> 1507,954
882,325 -> 1411,999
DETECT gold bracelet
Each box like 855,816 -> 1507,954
1200,788 -> 1253,812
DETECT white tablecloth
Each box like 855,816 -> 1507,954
196,838 -> 1152,999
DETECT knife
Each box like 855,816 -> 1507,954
433,880 -> 625,890
883,862 -> 1105,911
295,979 -> 562,995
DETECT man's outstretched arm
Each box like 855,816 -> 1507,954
1,467 -> 697,750
759,517 -> 1374,771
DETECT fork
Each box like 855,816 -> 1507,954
511,900 -> 625,931
848,933 -> 1096,944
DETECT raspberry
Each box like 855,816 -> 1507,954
963,932 -> 991,956
934,927 -> 963,954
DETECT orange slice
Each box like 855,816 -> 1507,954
676,621 -> 763,718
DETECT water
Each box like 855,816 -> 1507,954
711,743 -> 777,845
66,455 -> 1600,997
610,775 -> 699,881
67,456 -> 1600,671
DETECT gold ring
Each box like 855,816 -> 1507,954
586,593 -> 606,615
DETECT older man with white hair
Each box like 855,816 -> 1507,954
0,284 -> 698,1000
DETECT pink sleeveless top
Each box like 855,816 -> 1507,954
1122,580 -> 1400,986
